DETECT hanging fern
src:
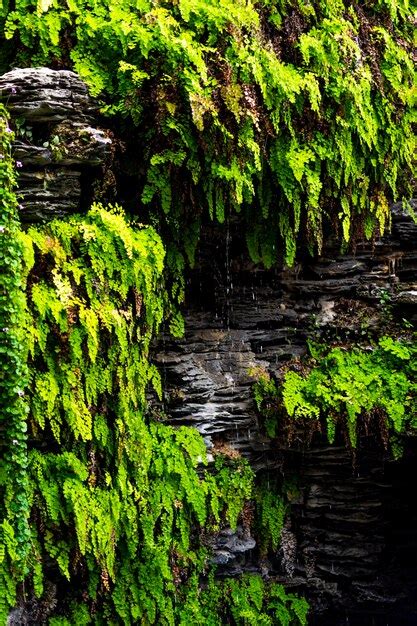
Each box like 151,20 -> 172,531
253,336 -> 417,452
0,204 -> 310,623
1,0 -> 415,266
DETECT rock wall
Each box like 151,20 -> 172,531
155,205 -> 417,453
154,207 -> 417,623
3,67 -> 417,625
0,68 -> 112,221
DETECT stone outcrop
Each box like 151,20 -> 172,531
3,66 -> 417,624
0,68 -> 112,221
155,208 -> 417,454
154,207 -> 417,621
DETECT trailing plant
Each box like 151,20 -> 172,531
253,337 -> 417,452
176,572 -> 309,625
1,0 -> 415,266
254,476 -> 288,557
18,206 -> 221,621
252,367 -> 283,439
0,205 -> 308,623
22,204 -> 167,445
0,106 -> 30,624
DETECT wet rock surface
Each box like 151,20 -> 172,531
208,526 -> 256,574
3,67 -> 417,623
154,208 -> 417,621
155,211 -> 417,454
0,68 -> 112,221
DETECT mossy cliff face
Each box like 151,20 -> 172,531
0,0 -> 415,622
0,72 -> 309,626
1,67 -> 416,625
1,0 -> 415,268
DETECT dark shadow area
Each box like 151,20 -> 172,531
307,438 -> 417,625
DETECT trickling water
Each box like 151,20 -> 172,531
225,218 -> 231,330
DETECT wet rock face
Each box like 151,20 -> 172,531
156,211 -> 417,455
293,445 -> 388,616
154,209 -> 417,620
209,526 -> 256,574
0,68 -> 112,221
3,66 -> 416,622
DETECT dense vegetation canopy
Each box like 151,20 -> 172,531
0,0 -> 416,623
1,0 -> 416,265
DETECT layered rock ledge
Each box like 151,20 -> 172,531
0,68 -> 112,221
154,208 -> 417,622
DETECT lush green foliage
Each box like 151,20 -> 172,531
175,573 -> 309,625
21,207 -> 241,623
253,337 -> 417,451
4,0 -> 413,618
254,477 -> 287,556
40,574 -> 309,625
0,107 -> 30,624
1,0 -> 415,265
0,204 -> 307,623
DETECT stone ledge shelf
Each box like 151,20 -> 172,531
0,67 -> 112,221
